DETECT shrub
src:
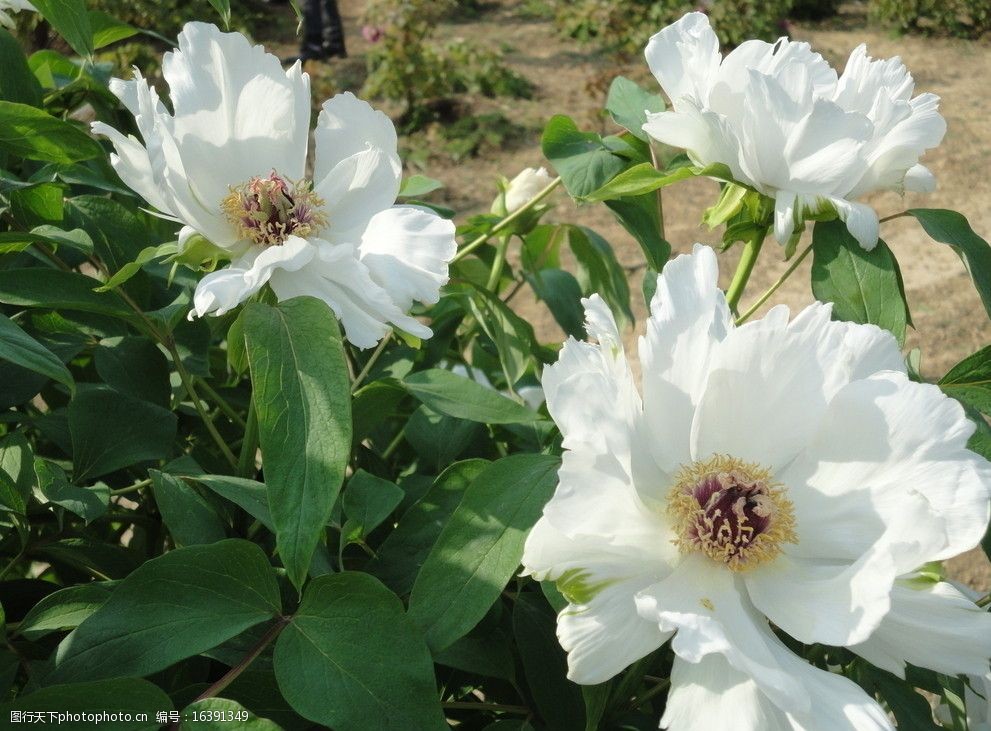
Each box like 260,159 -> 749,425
870,0 -> 991,37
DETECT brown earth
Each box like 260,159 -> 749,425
266,0 -> 991,587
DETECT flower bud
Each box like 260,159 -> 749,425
503,167 -> 552,213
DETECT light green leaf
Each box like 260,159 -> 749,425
243,297 -> 351,589
398,175 -> 443,198
18,581 -> 117,639
274,572 -> 447,731
542,115 -> 626,199
206,0 -> 232,28
46,539 -> 281,684
94,242 -> 178,292
0,101 -> 101,162
88,10 -> 138,48
584,160 -> 695,202
1,679 -> 172,730
604,75 -> 665,142
811,219 -> 908,344
408,453 -> 561,651
0,312 -> 74,393
405,368 -> 539,424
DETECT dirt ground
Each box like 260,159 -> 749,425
270,0 -> 991,587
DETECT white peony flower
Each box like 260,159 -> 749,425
503,166 -> 553,213
91,23 -> 456,349
521,245 -> 991,730
642,13 -> 946,250
0,0 -> 35,30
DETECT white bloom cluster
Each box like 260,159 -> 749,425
523,246 -> 991,731
93,23 -> 457,349
643,13 -> 945,250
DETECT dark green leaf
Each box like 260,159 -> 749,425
0,312 -> 74,392
1,679 -> 172,730
408,453 -> 561,651
46,539 -> 281,684
525,268 -> 586,339
31,0 -> 93,57
567,225 -> 633,330
909,209 -> 991,320
151,470 -> 227,547
274,572 -> 447,731
69,385 -> 177,481
605,76 -> 665,142
0,28 -> 42,106
0,101 -> 101,162
243,297 -> 352,589
811,219 -> 908,344
369,459 -> 489,595
93,336 -> 170,406
464,284 -> 537,386
404,405 -> 484,470
342,470 -> 403,542
0,269 -> 135,321
181,698 -> 281,730
513,592 -> 585,731
541,115 -> 626,199
35,458 -> 107,522
17,581 -> 117,639
405,369 -> 539,424
206,0 -> 232,28
605,194 -> 670,271
939,345 -> 991,413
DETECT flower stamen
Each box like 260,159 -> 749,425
667,454 -> 796,571
222,171 -> 327,246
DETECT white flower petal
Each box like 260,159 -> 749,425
852,581 -> 991,678
644,12 -> 720,107
638,245 -> 732,486
504,167 -> 553,213
774,190 -> 798,244
268,240 -> 429,349
903,163 -> 936,192
832,197 -> 880,251
313,91 -> 401,186
317,148 -> 401,235
358,205 -> 455,311
636,554 -> 809,715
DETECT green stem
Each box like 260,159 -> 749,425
649,146 -> 666,242
485,233 -> 512,291
735,243 -> 813,325
441,701 -> 530,715
628,676 -> 671,710
725,225 -> 769,314
452,177 -> 561,264
237,398 -> 259,479
978,592 -> 990,608
351,332 -> 392,393
111,478 -> 153,496
195,377 -> 247,429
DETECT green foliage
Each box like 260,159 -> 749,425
870,0 -> 991,38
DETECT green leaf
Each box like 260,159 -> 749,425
404,405 -> 484,470
463,284 -> 537,386
88,10 -> 138,48
342,470 -> 404,542
0,101 -> 101,162
181,698 -> 281,730
433,626 -> 516,681
908,209 -> 991,320
811,219 -> 908,344
243,297 -> 352,589
525,268 -> 586,339
0,28 -> 42,106
584,161 -> 696,202
860,665 -> 941,731
17,581 -> 117,639
35,458 -> 108,522
939,345 -> 991,413
0,312 -> 74,393
69,385 -> 177,481
0,226 -> 93,256
398,174 -> 443,198
567,225 -> 633,330
405,369 -> 540,424
0,269 -> 135,321
1,679 -> 172,730
94,242 -> 178,292
30,0 -> 93,57
66,196 -> 153,275
542,115 -> 627,199
369,459 -> 489,595
604,194 -> 670,271
274,572 -> 447,731
513,592 -> 585,731
408,453 -> 561,651
151,470 -> 227,547
93,336 -> 170,406
604,76 -> 665,142
206,0 -> 232,28
46,539 -> 281,684
190,474 -> 272,529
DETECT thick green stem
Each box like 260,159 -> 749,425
485,233 -> 512,291
237,398 -> 259,479
351,332 -> 392,393
111,478 -> 153,497
452,177 -> 561,264
725,225 -> 769,314
195,377 -> 247,429
735,243 -> 813,325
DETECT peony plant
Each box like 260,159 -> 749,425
0,4 -> 990,731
